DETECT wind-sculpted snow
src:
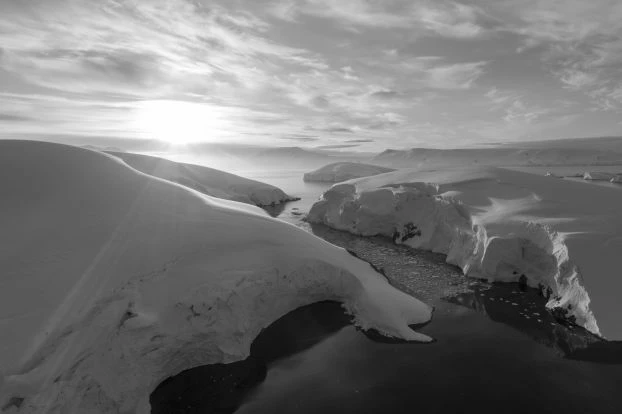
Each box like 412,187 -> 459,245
0,141 -> 432,413
105,150 -> 297,207
308,167 -> 622,340
303,162 -> 395,183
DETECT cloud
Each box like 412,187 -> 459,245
485,88 -> 556,125
1,48 -> 165,94
370,89 -> 401,99
2,0 -> 622,150
483,0 -> 622,110
371,55 -> 487,90
0,113 -> 32,122
314,144 -> 361,149
0,0 -> 327,96
412,1 -> 486,38
267,0 -> 299,22
279,134 -> 320,142
424,61 -> 488,89
306,125 -> 355,133
271,0 -> 488,38
346,139 -> 374,143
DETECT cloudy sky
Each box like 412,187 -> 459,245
1,0 -> 622,151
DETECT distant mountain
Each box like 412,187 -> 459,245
252,146 -> 368,169
373,141 -> 622,168
499,136 -> 622,153
304,162 -> 395,183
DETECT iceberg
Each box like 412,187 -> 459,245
582,171 -> 618,181
308,167 -> 622,340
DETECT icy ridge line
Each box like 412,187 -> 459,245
307,181 -> 598,336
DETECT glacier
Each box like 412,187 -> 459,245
308,167 -> 622,340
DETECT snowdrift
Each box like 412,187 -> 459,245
0,141 -> 432,413
308,167 -> 622,340
303,162 -> 395,183
105,151 -> 296,207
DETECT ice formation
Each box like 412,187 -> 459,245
308,167 -> 622,340
0,140 -> 432,413
582,172 -> 618,181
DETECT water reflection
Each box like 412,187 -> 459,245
261,202 -> 287,217
447,283 -> 622,363
150,302 -> 351,414
152,221 -> 622,414
308,223 -> 622,363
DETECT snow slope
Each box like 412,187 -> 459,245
0,141 -> 432,413
308,167 -> 622,340
105,151 -> 296,207
303,162 -> 395,183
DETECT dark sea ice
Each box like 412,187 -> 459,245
151,171 -> 622,414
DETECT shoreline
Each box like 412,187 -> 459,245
151,222 -> 622,413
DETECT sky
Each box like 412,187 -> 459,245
1,0 -> 622,151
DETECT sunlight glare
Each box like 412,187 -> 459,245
134,100 -> 228,145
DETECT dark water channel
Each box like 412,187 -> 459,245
151,216 -> 622,414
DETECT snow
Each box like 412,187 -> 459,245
303,162 -> 395,183
308,166 -> 622,340
583,171 -> 619,181
373,145 -> 622,169
0,140 -> 432,413
102,151 -> 297,207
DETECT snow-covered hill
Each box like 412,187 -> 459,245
0,140 -> 432,413
105,151 -> 296,207
303,162 -> 395,183
373,146 -> 622,168
308,167 -> 622,340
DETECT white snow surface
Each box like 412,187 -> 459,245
0,141 -> 432,413
308,167 -> 622,340
303,162 -> 395,183
583,171 -> 619,181
105,150 -> 296,207
372,145 -> 622,168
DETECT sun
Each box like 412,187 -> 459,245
134,100 -> 226,146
